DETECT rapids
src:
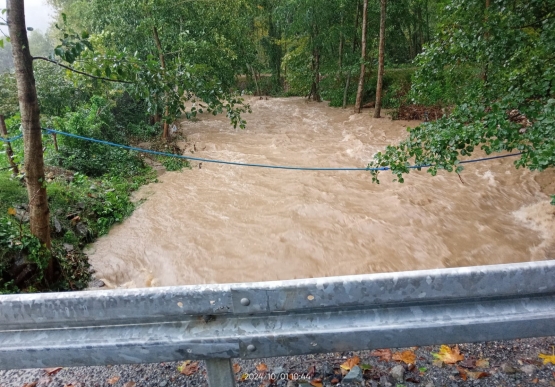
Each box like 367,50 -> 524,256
87,97 -> 555,288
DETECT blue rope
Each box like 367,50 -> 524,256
43,128 -> 382,171
4,128 -> 523,172
0,134 -> 23,143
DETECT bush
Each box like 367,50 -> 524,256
52,95 -> 148,177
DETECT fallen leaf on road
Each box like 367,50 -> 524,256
256,363 -> 268,372
433,345 -> 464,364
233,363 -> 241,374
539,353 -> 555,365
123,382 -> 136,387
22,383 -> 37,387
310,379 -> 323,387
371,349 -> 392,362
458,366 -> 490,380
459,357 -> 476,369
107,376 -> 120,385
457,366 -> 468,381
179,361 -> 199,376
44,367 -> 63,376
475,358 -> 490,368
467,370 -> 490,380
330,377 -> 340,385
340,355 -> 360,371
392,350 -> 416,364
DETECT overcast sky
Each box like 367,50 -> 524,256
1,0 -> 55,35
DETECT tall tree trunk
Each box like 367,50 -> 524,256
374,0 -> 387,118
354,0 -> 368,113
482,0 -> 490,84
153,25 -> 170,139
309,48 -> 321,102
268,11 -> 282,89
342,72 -> 351,109
308,16 -> 321,102
0,115 -> 19,175
407,22 -> 414,59
425,0 -> 430,42
418,7 -> 424,52
248,64 -> 261,96
352,0 -> 361,52
338,24 -> 344,71
7,0 -> 52,278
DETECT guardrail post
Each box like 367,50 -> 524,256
205,358 -> 236,387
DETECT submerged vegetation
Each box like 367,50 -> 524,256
0,0 -> 553,293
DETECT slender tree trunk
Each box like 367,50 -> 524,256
407,22 -> 414,59
342,72 -> 351,109
248,64 -> 261,96
308,16 -> 321,102
354,0 -> 368,113
338,27 -> 344,71
0,115 -> 19,175
153,25 -> 170,139
425,0 -> 430,42
7,0 -> 52,278
482,0 -> 490,84
352,0 -> 361,52
309,48 -> 321,102
418,7 -> 424,52
374,0 -> 387,118
268,11 -> 282,89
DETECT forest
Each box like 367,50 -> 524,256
0,0 -> 554,293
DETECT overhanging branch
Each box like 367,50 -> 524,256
32,56 -> 134,84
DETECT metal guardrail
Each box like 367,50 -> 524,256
1,260 -> 555,386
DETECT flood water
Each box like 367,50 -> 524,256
87,97 -> 555,288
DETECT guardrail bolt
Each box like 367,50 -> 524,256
240,298 -> 251,306
247,344 -> 256,352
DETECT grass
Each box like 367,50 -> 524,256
0,171 -> 27,215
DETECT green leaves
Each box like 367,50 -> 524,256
53,14 -> 94,64
371,0 -> 555,195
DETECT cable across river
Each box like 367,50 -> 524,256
1,128 -> 522,172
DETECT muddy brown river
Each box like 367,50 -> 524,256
87,97 -> 555,288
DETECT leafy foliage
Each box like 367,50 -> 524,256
370,0 -> 555,187
0,72 -> 18,116
51,96 -> 147,177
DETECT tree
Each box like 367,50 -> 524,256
369,0 -> 555,195
373,0 -> 386,118
354,0 -> 368,113
78,0 -> 252,138
6,0 -> 53,278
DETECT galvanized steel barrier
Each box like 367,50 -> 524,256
1,260 -> 555,386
